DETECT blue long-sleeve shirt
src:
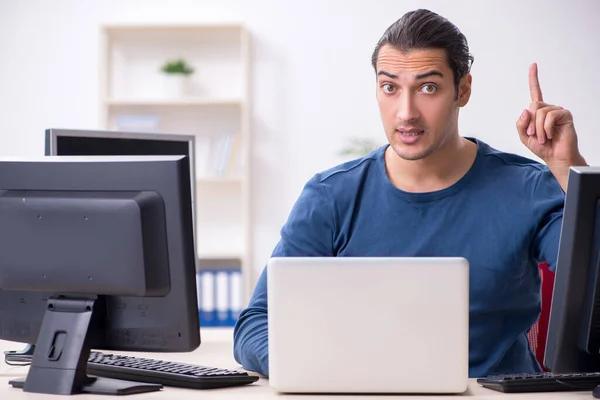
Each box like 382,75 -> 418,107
233,138 -> 565,378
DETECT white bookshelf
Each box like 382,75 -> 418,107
99,24 -> 253,304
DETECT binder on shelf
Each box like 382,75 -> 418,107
229,270 -> 243,325
215,271 -> 229,326
196,258 -> 243,327
199,270 -> 215,327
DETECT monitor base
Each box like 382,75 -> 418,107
8,296 -> 161,396
9,377 -> 162,396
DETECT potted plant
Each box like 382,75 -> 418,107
338,137 -> 381,158
160,58 -> 195,97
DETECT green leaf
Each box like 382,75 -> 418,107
160,58 -> 195,75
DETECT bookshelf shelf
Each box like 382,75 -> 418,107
197,176 -> 244,184
103,23 -> 245,34
105,98 -> 244,107
196,249 -> 245,260
99,23 -> 253,309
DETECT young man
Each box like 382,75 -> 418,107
233,9 -> 587,378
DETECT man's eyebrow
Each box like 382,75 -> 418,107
377,71 -> 398,79
377,70 -> 444,80
415,70 -> 444,80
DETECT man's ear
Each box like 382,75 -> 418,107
458,73 -> 472,107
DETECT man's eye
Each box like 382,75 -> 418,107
420,84 -> 437,94
382,84 -> 396,94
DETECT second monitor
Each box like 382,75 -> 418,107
45,128 -> 197,249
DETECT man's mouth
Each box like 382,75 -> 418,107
397,129 -> 424,136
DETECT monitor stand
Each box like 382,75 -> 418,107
8,296 -> 162,396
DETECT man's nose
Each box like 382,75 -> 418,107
395,93 -> 420,123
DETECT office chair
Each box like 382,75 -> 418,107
527,262 -> 555,371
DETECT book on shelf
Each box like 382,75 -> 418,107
114,114 -> 160,132
209,132 -> 242,177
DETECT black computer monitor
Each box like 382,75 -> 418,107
44,129 -> 195,174
0,156 -> 199,395
545,166 -> 600,373
44,128 -> 197,243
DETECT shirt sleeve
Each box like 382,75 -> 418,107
531,167 -> 565,272
232,175 -> 336,376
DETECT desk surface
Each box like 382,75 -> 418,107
0,329 -> 595,399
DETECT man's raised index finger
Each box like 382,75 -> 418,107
529,62 -> 543,102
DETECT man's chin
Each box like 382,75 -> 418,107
390,143 -> 435,161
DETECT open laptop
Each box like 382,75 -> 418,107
267,257 -> 469,394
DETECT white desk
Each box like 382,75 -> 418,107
0,330 -> 594,399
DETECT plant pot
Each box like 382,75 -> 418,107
162,74 -> 190,98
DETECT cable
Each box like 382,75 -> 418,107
4,344 -> 34,367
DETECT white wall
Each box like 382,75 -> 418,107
1,0 -> 599,288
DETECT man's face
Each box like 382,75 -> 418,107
375,45 -> 470,161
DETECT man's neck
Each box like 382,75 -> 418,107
384,135 -> 478,193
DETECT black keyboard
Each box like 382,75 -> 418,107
86,351 -> 259,390
477,372 -> 600,393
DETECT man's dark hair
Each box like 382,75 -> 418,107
371,9 -> 474,96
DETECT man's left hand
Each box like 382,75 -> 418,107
516,62 -> 587,191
